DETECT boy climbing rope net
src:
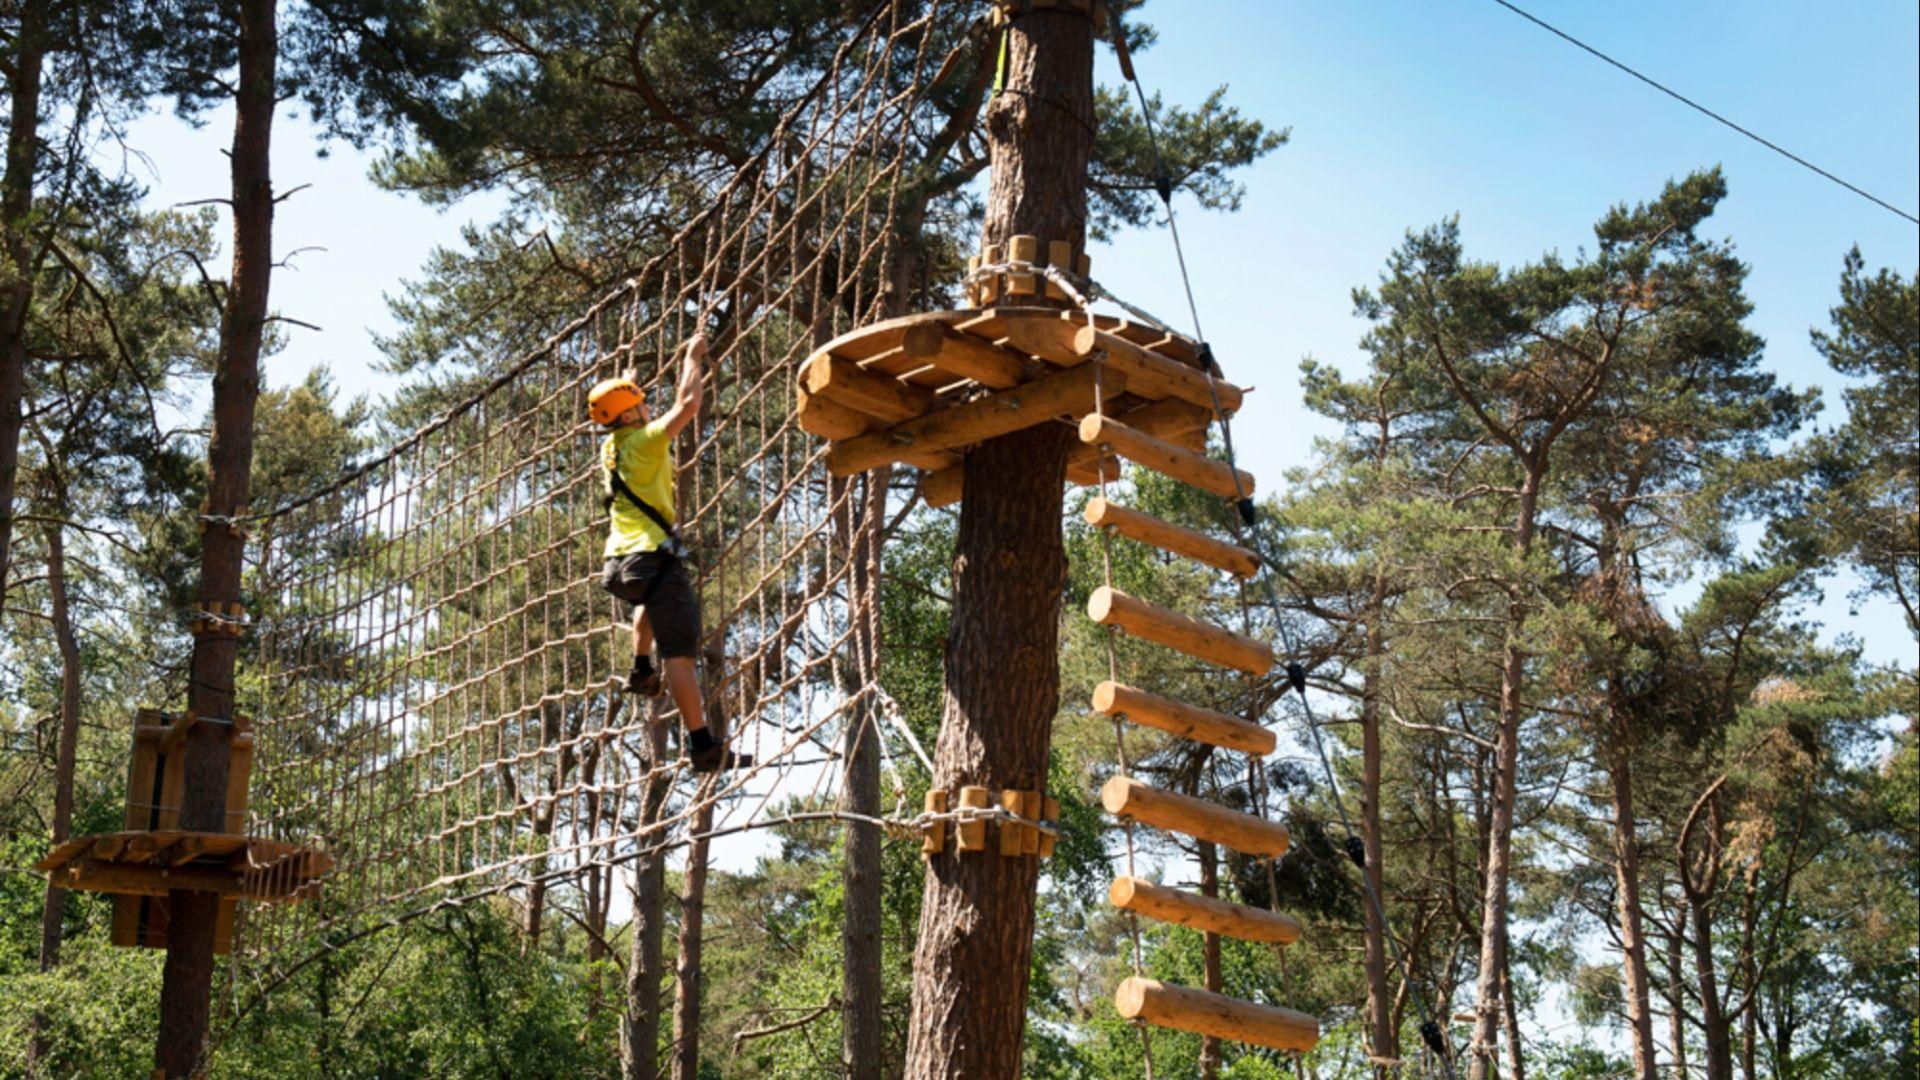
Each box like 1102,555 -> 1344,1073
589,334 -> 752,773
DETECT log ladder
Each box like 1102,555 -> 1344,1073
793,235 -> 1319,1057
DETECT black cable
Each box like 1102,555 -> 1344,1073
1489,0 -> 1919,227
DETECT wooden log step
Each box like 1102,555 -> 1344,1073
829,363 -> 1119,476
901,322 -> 1029,389
1084,497 -> 1260,577
1114,976 -> 1320,1054
1101,775 -> 1291,857
1079,415 -> 1254,501
1092,680 -> 1275,755
801,353 -> 935,423
920,397 -> 1207,508
1108,875 -> 1302,944
1086,586 -> 1272,675
1073,327 -> 1244,415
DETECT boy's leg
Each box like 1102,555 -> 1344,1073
663,657 -> 704,730
630,605 -> 655,659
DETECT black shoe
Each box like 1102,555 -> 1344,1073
690,742 -> 755,773
625,666 -> 663,697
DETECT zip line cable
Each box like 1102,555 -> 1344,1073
1489,0 -> 1919,227
1119,31 -> 1463,1079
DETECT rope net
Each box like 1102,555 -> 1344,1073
235,0 -> 965,969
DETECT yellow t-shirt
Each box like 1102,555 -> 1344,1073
603,419 -> 676,558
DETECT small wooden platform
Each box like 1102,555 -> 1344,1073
796,308 -> 1241,487
37,831 -> 331,902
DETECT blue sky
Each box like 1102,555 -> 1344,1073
124,0 -> 1918,665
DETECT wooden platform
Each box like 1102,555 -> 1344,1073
796,308 -> 1241,486
37,831 -> 332,902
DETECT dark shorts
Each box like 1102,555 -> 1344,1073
602,553 -> 701,659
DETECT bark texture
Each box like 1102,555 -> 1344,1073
29,522 -> 81,1073
621,719 -> 673,1080
1467,470 -> 1541,1080
901,12 -> 1092,1076
154,0 -> 276,1073
840,470 -> 887,1080
0,0 -> 46,624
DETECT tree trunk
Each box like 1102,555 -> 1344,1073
0,0 -> 46,625
28,521 -> 81,1074
901,9 -> 1091,1079
154,0 -> 276,1073
1360,580 -> 1395,1078
671,789 -> 714,1080
1468,469 -> 1542,1080
841,469 -> 887,1080
1665,903 -> 1688,1080
1198,839 -> 1223,1080
1608,751 -> 1658,1080
1500,953 -> 1524,1080
1690,894 -> 1731,1080
622,719 -> 673,1080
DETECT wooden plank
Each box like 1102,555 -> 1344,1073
801,354 -> 936,423
1037,796 -> 1060,857
1092,680 -> 1276,756
1021,791 -> 1042,856
155,739 -> 186,831
226,731 -> 253,831
1084,497 -> 1260,577
796,386 -> 873,440
922,788 -> 948,856
902,323 -> 1026,388
994,311 -> 1085,366
999,789 -> 1026,855
1087,586 -> 1273,676
1079,415 -> 1255,501
1114,977 -> 1319,1054
1046,239 -> 1073,301
1074,328 -> 1242,414
807,310 -> 960,364
160,712 -> 199,756
127,711 -> 165,831
1101,776 -> 1292,858
1006,235 -> 1039,296
1108,875 -> 1303,944
956,786 -> 989,853
828,363 -> 1119,476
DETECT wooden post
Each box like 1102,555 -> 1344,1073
1079,414 -> 1256,500
904,6 -> 1094,1076
1114,977 -> 1320,1054
921,789 -> 949,856
1108,876 -> 1302,944
1101,776 -> 1291,857
1084,497 -> 1260,577
155,0 -> 275,1073
1086,586 -> 1273,675
956,786 -> 990,852
1092,680 -> 1275,755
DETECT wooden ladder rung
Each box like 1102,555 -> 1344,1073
1101,775 -> 1291,857
1115,976 -> 1320,1054
1085,497 -> 1259,577
1072,327 -> 1246,414
1108,875 -> 1302,944
1078,414 -> 1254,500
1092,681 -> 1275,755
1086,586 -> 1272,675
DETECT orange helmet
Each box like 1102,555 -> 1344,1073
588,378 -> 644,426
